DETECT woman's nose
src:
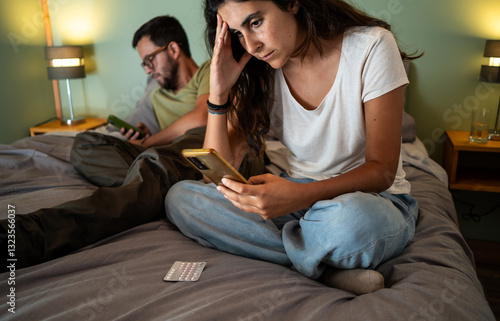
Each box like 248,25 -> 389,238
244,35 -> 262,55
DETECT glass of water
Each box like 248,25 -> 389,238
469,108 -> 491,144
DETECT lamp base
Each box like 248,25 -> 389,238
489,130 -> 500,141
61,117 -> 86,126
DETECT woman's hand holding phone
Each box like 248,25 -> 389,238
217,174 -> 310,220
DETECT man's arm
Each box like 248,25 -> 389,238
131,93 -> 209,147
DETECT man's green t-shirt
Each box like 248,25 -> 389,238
150,59 -> 210,130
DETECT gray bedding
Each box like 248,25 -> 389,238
0,135 -> 495,321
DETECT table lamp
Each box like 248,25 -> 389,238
45,46 -> 86,125
479,40 -> 500,141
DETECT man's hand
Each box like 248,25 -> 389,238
120,122 -> 151,140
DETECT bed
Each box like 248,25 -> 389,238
0,61 -> 496,319
0,117 -> 495,321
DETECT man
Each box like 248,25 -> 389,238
123,16 -> 210,147
71,16 -> 211,188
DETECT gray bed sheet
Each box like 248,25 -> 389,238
0,135 -> 495,321
0,135 -> 96,214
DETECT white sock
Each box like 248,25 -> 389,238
320,268 -> 385,295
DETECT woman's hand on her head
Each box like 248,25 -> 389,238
217,174 -> 310,220
209,14 -> 252,104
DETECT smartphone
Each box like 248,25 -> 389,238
107,115 -> 145,138
182,148 -> 248,185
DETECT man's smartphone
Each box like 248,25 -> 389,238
107,115 -> 145,139
182,148 -> 248,185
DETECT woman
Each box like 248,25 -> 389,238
165,0 -> 420,295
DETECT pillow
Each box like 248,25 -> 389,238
402,60 -> 416,143
402,111 -> 416,143
126,76 -> 161,135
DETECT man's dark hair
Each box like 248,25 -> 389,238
132,15 -> 191,58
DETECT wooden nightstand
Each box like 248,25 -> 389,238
442,130 -> 500,193
30,118 -> 108,136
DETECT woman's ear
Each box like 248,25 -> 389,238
288,0 -> 300,14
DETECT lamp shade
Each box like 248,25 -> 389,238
483,40 -> 500,58
480,40 -> 500,83
45,46 -> 85,80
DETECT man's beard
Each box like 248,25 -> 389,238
157,55 -> 179,90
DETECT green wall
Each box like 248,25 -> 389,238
1,0 -> 500,160
0,1 -> 54,142
354,0 -> 500,163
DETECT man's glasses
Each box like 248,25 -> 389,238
141,44 -> 168,70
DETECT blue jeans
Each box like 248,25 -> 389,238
165,175 -> 418,279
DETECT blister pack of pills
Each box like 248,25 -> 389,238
163,261 -> 206,282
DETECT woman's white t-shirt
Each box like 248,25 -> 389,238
269,26 -> 411,194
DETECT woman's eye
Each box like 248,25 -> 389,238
250,19 -> 262,28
